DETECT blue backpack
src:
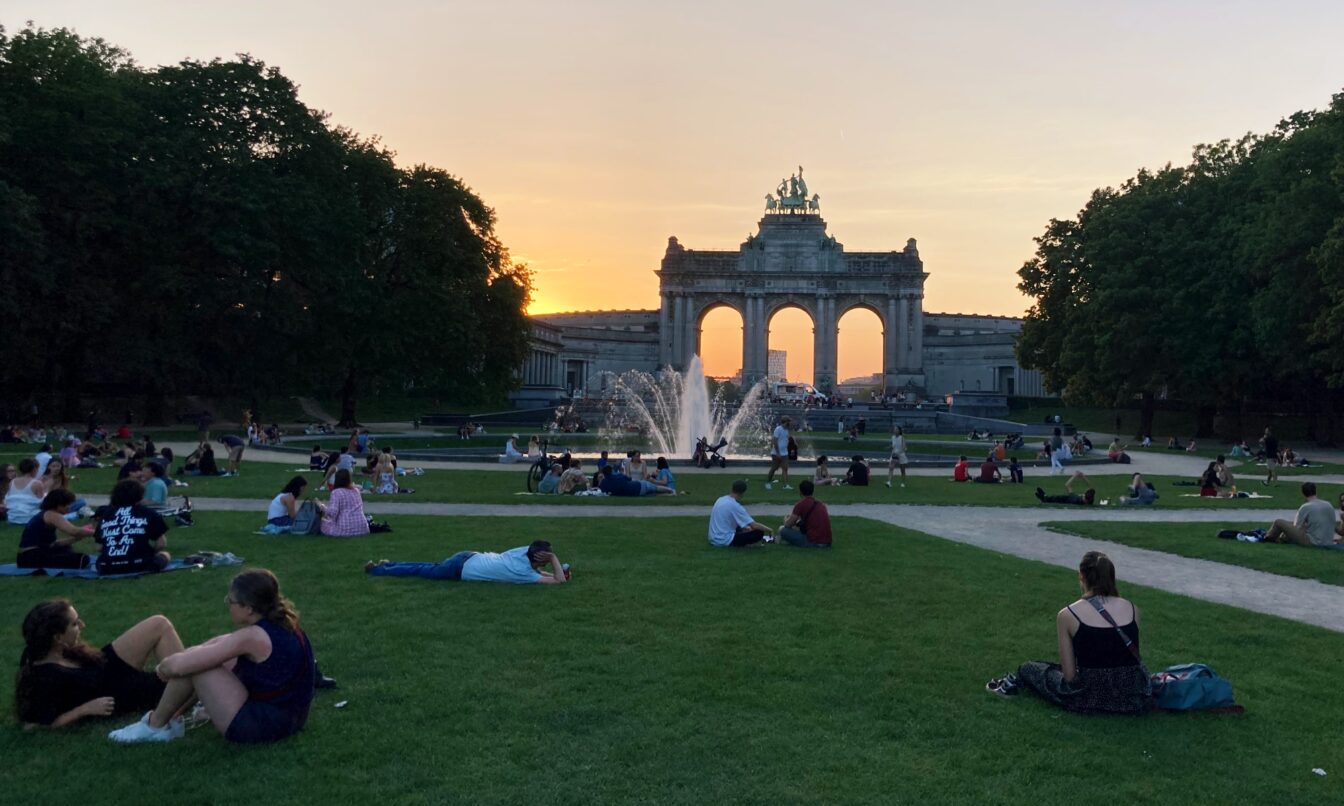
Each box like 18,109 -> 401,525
1151,663 -> 1236,711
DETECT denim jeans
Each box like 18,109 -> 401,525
369,551 -> 477,581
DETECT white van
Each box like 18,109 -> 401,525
772,383 -> 821,405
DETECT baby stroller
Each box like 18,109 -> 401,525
693,436 -> 728,468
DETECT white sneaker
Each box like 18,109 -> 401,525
900,483 -> 906,488
108,712 -> 181,743
885,481 -> 892,488
762,534 -> 776,544
764,483 -> 773,490
782,485 -> 792,490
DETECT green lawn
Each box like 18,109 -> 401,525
1044,520 -> 1344,587
5,454 -> 1335,511
0,513 -> 1340,803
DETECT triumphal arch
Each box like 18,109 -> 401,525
656,167 -> 928,393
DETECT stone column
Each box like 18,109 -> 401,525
911,294 -> 924,371
672,294 -> 686,370
684,299 -> 699,364
814,296 -> 837,392
883,296 -> 899,392
658,294 -> 671,368
896,295 -> 911,371
743,295 -> 767,387
741,295 -> 755,384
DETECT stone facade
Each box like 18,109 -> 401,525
657,212 -> 927,393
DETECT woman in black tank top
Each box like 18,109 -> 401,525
986,551 -> 1153,714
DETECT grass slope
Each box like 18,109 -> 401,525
0,514 -> 1340,803
1044,520 -> 1344,587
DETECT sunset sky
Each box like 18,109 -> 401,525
10,1 -> 1344,380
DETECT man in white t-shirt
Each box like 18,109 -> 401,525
765,416 -> 792,491
366,540 -> 570,583
708,480 -> 774,547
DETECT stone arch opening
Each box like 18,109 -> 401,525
766,303 -> 815,385
696,303 -> 745,380
836,305 -> 884,394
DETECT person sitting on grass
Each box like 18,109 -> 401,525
537,463 -> 563,494
707,480 -> 774,547
108,569 -> 316,744
952,455 -> 971,483
5,458 -> 47,526
986,551 -> 1152,714
308,445 -> 326,471
813,455 -> 838,486
267,476 -> 310,528
845,454 -> 870,486
1264,482 -> 1342,548
373,447 -> 398,494
1034,472 -> 1096,506
196,443 -> 221,477
1185,439 -> 1198,453
558,459 -> 589,494
17,490 -> 96,569
365,540 -> 570,583
1214,455 -> 1235,489
653,456 -> 677,492
1007,456 -> 1024,484
1115,473 -> 1158,506
94,480 -> 170,576
15,599 -> 184,728
40,458 -> 89,519
1107,438 -> 1130,464
778,480 -> 832,549
320,470 -> 370,536
973,455 -> 1002,484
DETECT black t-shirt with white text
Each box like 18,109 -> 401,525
95,505 -> 168,575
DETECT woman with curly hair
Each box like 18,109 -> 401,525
14,600 -> 183,728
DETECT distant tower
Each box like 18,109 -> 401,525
767,350 -> 788,383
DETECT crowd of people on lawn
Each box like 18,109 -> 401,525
8,412 -> 1342,750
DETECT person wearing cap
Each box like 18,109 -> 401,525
708,480 -> 774,547
365,540 -> 570,584
500,434 -> 524,464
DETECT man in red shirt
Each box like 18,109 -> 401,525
952,455 -> 970,482
974,455 -> 1002,483
778,480 -> 832,548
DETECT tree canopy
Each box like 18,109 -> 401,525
1016,92 -> 1344,441
0,25 -> 532,424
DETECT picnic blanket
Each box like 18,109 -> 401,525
1179,492 -> 1273,499
0,559 -> 202,580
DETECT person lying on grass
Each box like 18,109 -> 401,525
17,489 -> 96,569
597,465 -> 675,497
708,480 -> 774,547
1034,472 -> 1096,506
986,551 -> 1152,713
365,539 -> 570,583
1264,482 -> 1342,548
15,599 -> 183,729
108,569 -> 316,744
778,480 -> 832,548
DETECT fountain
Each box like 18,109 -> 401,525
599,356 -> 769,458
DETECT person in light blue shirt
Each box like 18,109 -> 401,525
365,541 -> 569,584
653,457 -> 676,492
537,463 -> 562,494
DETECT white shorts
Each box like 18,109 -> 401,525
891,453 -> 908,467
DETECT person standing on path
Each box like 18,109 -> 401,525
1265,482 -> 1342,547
1260,427 -> 1280,486
765,416 -> 792,491
886,425 -> 908,489
1049,427 -> 1066,475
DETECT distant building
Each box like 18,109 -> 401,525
510,177 -> 1045,407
